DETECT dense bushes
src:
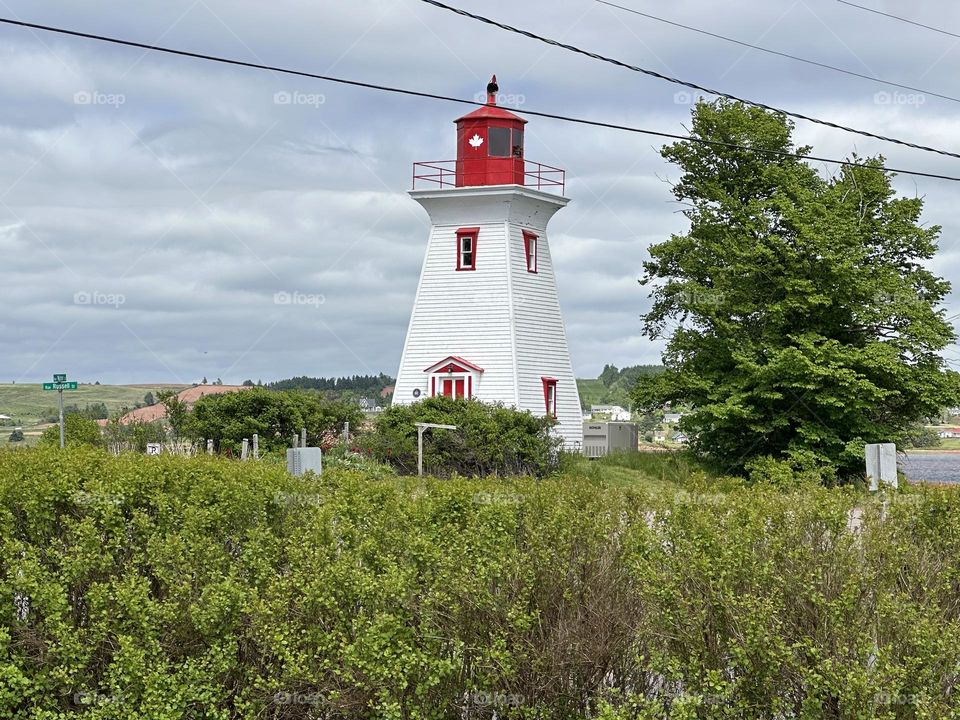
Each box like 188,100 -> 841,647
184,387 -> 363,454
367,395 -> 561,477
37,414 -> 103,448
2,448 -> 960,718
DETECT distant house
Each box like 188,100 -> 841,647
671,432 -> 689,444
938,427 -> 960,439
358,398 -> 382,412
663,412 -> 683,425
590,404 -> 632,421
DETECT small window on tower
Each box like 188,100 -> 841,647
523,230 -> 538,273
456,227 -> 479,271
542,377 -> 558,417
488,127 -> 511,157
512,128 -> 524,157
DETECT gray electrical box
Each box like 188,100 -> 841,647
865,442 -> 897,491
582,421 -> 639,458
286,447 -> 322,476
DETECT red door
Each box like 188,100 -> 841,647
441,378 -> 465,398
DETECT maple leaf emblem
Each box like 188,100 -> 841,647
468,133 -> 484,148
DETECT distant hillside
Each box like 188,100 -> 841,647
0,383 -> 184,425
576,364 -> 663,410
0,383 -> 186,446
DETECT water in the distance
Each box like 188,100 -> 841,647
901,453 -> 960,484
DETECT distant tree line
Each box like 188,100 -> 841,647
267,373 -> 394,395
41,402 -> 109,423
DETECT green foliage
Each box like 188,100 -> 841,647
184,387 -> 362,454
143,392 -> 155,406
368,395 -> 561,477
156,390 -> 189,440
578,364 -> 663,409
2,448 -> 959,717
904,423 -> 942,449
102,419 -> 168,453
41,402 -> 108,423
37,414 -> 103,448
636,99 -> 960,480
6,430 -> 23,443
267,373 -> 393,396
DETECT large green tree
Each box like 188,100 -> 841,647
634,100 -> 959,480
184,387 -> 363,454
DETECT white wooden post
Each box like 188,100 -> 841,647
241,438 -> 249,461
252,433 -> 259,459
206,439 -> 214,455
415,422 -> 457,476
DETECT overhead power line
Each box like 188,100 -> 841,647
598,0 -> 960,104
2,15 -> 960,183
836,1 -> 960,39
418,0 -> 960,161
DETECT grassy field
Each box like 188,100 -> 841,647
0,383 -> 185,444
912,436 -> 960,452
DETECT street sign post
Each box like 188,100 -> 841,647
41,373 -> 77,448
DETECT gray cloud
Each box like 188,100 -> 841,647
2,0 -> 960,384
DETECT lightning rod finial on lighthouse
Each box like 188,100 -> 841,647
486,74 -> 498,104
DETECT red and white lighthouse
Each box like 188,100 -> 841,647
394,77 -> 582,448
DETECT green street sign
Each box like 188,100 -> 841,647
42,382 -> 77,391
53,374 -> 66,382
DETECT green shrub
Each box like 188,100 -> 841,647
37,414 -> 103,448
1,448 -> 959,718
184,387 -> 363,454
367,395 -> 561,477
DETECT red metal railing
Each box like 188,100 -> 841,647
412,159 -> 566,193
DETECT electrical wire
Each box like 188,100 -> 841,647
597,0 -> 959,104
2,15 -> 960,182
418,0 -> 960,161
836,1 -> 960,39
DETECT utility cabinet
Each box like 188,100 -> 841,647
582,421 -> 638,458
286,447 -> 322,476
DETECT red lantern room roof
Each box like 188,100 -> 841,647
454,103 -> 527,123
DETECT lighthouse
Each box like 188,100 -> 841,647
393,76 -> 582,448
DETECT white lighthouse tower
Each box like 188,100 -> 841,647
393,76 -> 582,448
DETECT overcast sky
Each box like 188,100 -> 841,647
3,0 -> 960,385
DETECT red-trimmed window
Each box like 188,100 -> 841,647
542,377 -> 557,417
523,230 -> 538,273
456,227 -> 479,271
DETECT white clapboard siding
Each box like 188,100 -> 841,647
394,185 -> 583,449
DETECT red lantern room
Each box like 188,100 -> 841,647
412,76 -> 565,193
454,75 -> 526,187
